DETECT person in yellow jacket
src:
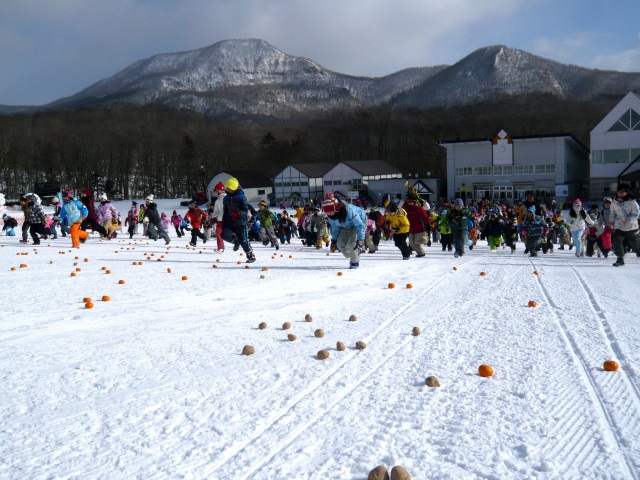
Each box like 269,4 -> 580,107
385,202 -> 412,259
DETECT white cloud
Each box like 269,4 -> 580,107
591,34 -> 640,72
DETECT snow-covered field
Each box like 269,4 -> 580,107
1,199 -> 640,480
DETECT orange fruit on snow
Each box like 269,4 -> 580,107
262,267 -> 268,271
167,268 -> 172,273
181,276 -> 188,281
245,265 -> 250,269
70,272 -> 77,277
212,265 -> 218,268
20,264 -> 27,268
85,302 -> 94,309
603,360 -> 619,371
337,272 -> 343,276
237,261 -> 242,265
453,267 -> 458,271
75,256 -> 79,260
216,259 -> 220,263
83,297 -> 91,303
289,255 -> 293,258
528,300 -> 537,308
533,271 -> 539,275
478,364 -> 494,377
406,283 -> 413,289
101,266 -> 107,270
84,258 -> 89,262
118,279 -> 125,284
480,271 -> 486,276
388,283 -> 395,289
76,267 -> 82,272
105,270 -> 111,274
10,267 -> 16,271
102,296 -> 110,302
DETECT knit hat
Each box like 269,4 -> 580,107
603,197 -> 613,203
440,209 -> 447,215
528,206 -> 536,214
386,202 -> 398,213
51,196 -> 59,204
225,177 -> 239,191
145,194 -> 154,202
62,188 -> 74,199
99,193 -> 108,201
322,192 -> 340,214
453,198 -> 464,207
132,201 -> 137,206
81,188 -> 91,197
573,199 -> 582,206
214,182 -> 225,191
258,200 -> 267,208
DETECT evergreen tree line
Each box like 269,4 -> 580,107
0,93 -> 617,199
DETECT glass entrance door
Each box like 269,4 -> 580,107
492,186 -> 513,201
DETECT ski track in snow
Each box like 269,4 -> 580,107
531,257 -> 640,479
204,257 -> 482,479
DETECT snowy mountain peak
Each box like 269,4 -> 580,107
18,39 -> 640,117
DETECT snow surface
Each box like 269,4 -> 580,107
2,199 -> 640,480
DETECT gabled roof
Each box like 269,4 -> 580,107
342,160 -> 402,176
591,91 -> 640,134
292,163 -> 336,178
438,133 -> 589,153
411,180 -> 434,194
225,170 -> 272,188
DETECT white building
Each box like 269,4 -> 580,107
439,130 -> 589,205
206,170 -> 272,205
323,160 -> 402,202
590,91 -> 640,199
273,163 -> 334,207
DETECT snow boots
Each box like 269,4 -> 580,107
613,257 -> 625,267
246,251 -> 256,263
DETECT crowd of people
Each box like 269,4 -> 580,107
2,181 -> 638,268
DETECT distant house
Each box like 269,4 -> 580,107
323,160 -> 402,202
590,91 -> 640,199
206,170 -> 272,205
439,130 -> 589,205
273,163 -> 334,207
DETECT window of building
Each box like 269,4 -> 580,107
513,165 -> 534,175
300,181 -> 309,187
353,179 -> 362,189
455,167 -> 473,176
608,108 -> 640,131
324,180 -> 333,186
493,165 -> 513,175
592,149 -> 640,164
534,164 -> 556,174
473,166 -> 492,175
333,180 -> 342,185
258,189 -> 265,195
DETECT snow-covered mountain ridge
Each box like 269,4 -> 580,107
5,39 -> 640,117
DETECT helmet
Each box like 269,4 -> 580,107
440,210 -> 447,216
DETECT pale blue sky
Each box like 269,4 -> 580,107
1,0 -> 639,105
